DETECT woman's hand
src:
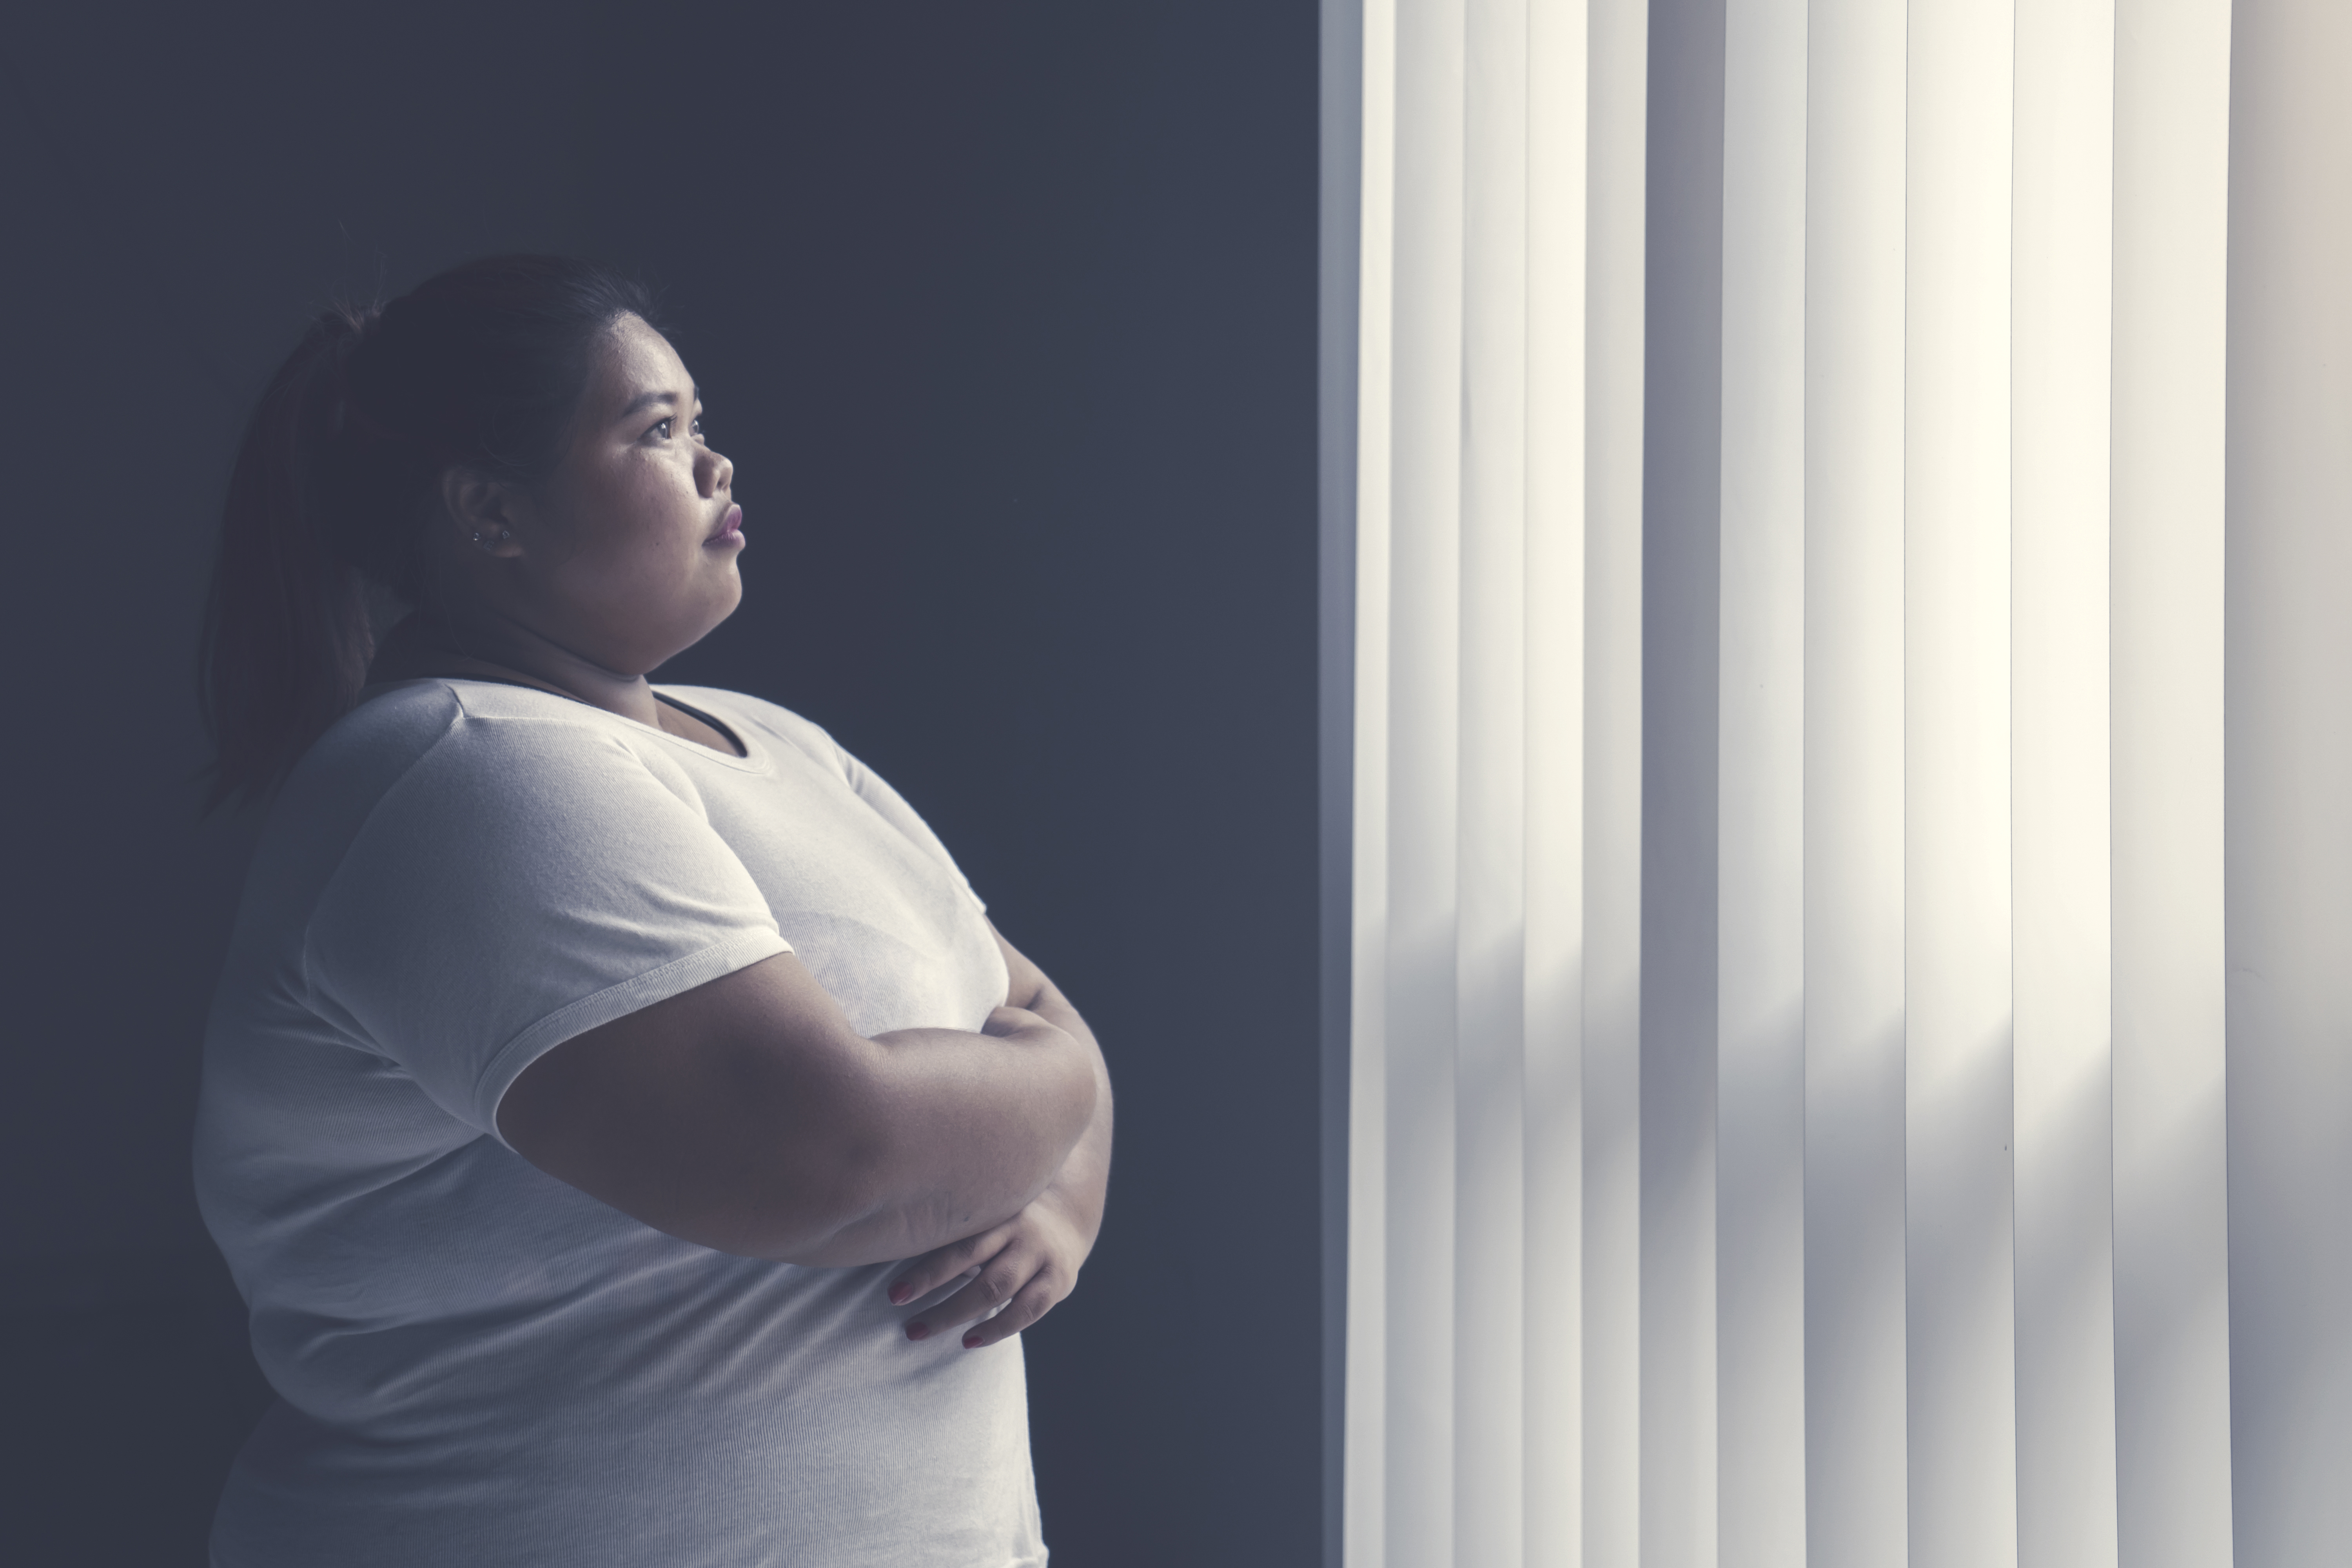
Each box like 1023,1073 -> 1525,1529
888,1185 -> 1096,1349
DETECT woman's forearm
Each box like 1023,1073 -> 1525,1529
988,927 -> 1113,1243
773,1011 -> 1098,1266
499,956 -> 1098,1267
1025,987 -> 1112,1245
802,982 -> 1110,1271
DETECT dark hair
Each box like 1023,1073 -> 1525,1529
197,255 -> 657,806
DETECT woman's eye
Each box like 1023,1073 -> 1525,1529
690,417 -> 704,439
652,418 -> 673,441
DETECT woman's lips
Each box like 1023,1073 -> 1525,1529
708,504 -> 744,544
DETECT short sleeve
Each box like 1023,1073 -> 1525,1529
303,712 -> 791,1142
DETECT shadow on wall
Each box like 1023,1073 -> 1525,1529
0,1250 -> 272,1563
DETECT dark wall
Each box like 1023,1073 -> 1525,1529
0,5 -> 1322,1563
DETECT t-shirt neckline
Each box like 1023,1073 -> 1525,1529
650,691 -> 751,761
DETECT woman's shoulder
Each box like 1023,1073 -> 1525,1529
278,680 -> 656,827
273,680 -> 466,824
319,677 -> 641,766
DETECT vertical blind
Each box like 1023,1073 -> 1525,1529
1325,0 -> 2350,1565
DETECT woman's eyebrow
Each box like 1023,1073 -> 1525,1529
617,384 -> 700,421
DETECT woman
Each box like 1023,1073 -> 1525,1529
193,256 -> 1111,1568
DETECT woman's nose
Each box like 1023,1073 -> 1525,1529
700,446 -> 733,498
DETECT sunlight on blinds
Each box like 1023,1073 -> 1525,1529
1322,0 -> 2339,1564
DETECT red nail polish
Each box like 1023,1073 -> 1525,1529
887,1282 -> 912,1305
906,1323 -> 928,1341
962,1333 -> 983,1349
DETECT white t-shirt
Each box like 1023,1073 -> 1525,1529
194,679 -> 1042,1568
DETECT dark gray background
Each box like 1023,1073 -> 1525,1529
0,4 -> 1324,1563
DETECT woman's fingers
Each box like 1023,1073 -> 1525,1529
958,1275 -> 1062,1350
902,1243 -> 1036,1338
902,1241 -> 1065,1345
886,1225 -> 1013,1307
895,1200 -> 1086,1346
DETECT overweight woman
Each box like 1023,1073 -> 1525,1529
192,256 -> 1111,1568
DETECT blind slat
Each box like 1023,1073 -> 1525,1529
1458,0 -> 1532,1561
1903,1 -> 2020,1563
1802,0 -> 1912,1561
1581,2 -> 1650,1565
1521,3 -> 1593,1564
1716,0 -> 1809,1564
1384,0 -> 1470,1556
2111,3 -> 2237,1565
2011,2 -> 2121,1565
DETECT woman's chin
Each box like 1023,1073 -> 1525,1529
689,578 -> 747,642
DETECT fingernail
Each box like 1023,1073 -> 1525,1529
887,1281 -> 912,1305
906,1323 -> 929,1341
962,1333 -> 984,1349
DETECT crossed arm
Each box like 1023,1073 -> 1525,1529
496,923 -> 1112,1345
887,929 -> 1114,1348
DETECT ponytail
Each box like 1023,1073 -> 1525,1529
197,307 -> 379,809
197,257 -> 658,808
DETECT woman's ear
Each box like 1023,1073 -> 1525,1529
439,469 -> 528,559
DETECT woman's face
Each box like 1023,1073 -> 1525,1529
489,313 -> 745,674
